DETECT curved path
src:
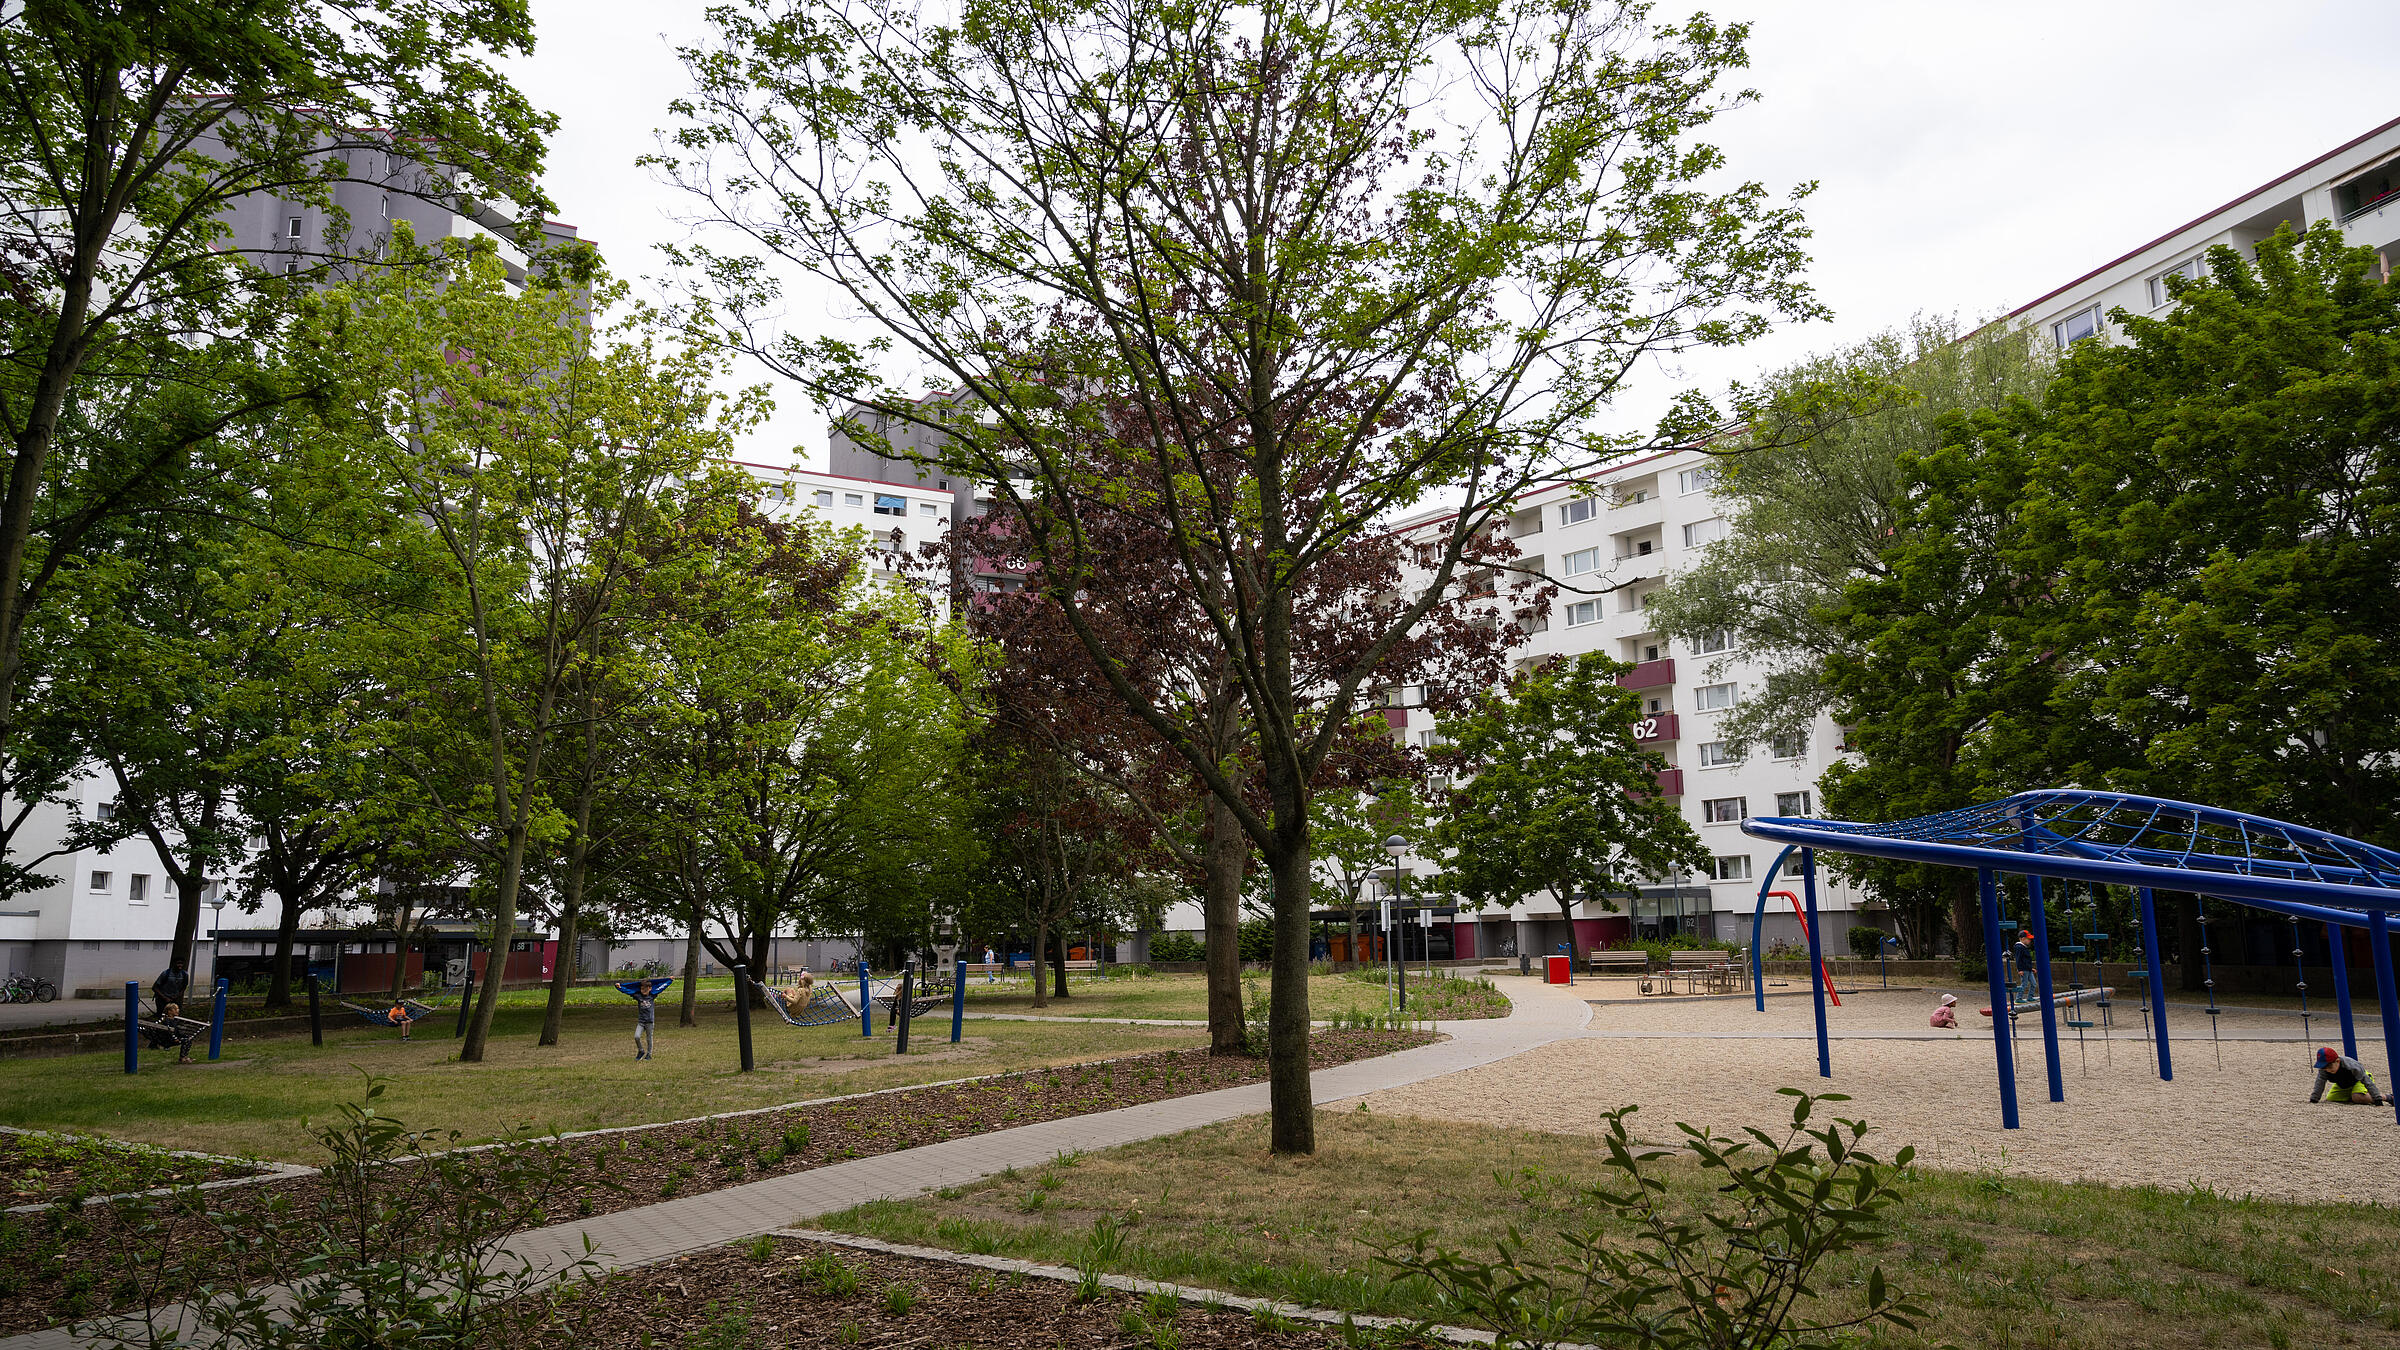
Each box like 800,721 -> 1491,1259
7,974 -> 1590,1350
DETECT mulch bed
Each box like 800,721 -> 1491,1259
539,1238 -> 1435,1348
2,1131 -> 262,1208
0,1030 -> 1431,1335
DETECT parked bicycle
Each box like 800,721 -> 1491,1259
3,970 -> 58,1003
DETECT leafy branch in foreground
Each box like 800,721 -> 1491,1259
1378,1090 -> 1922,1350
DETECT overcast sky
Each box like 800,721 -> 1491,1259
509,0 -> 2400,467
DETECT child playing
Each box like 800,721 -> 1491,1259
1929,993 -> 1958,1029
2309,1046 -> 2387,1106
620,976 -> 670,1060
390,1002 -> 412,1041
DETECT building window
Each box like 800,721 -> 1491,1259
1615,485 -> 1653,506
2051,305 -> 2100,347
1711,855 -> 1753,881
814,490 -> 834,507
128,873 -> 149,905
1559,498 -> 1596,526
1692,629 -> 1732,656
1769,731 -> 1807,760
124,940 -> 143,950
1776,790 -> 1813,817
1694,681 -> 1740,712
1415,729 -> 1448,749
2335,162 -> 2400,221
1561,546 -> 1602,577
918,502 -> 938,517
873,493 -> 906,517
286,215 -> 304,238
95,800 -> 116,822
89,870 -> 112,893
1564,599 -> 1599,626
2146,258 -> 2199,309
1676,465 -> 1718,495
1696,740 -> 1737,768
843,493 -> 864,508
1703,796 -> 1748,824
1682,517 -> 1728,547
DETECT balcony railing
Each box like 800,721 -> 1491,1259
1631,712 -> 1679,744
1380,707 -> 1410,731
1651,767 -> 1684,797
1617,657 -> 1675,689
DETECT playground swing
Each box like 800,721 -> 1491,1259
2289,916 -> 2314,1045
760,984 -> 854,1028
138,1011 -> 211,1062
339,997 -> 444,1030
2055,881 -> 2111,1074
2196,901 -> 2224,1068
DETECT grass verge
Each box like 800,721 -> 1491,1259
821,1107 -> 2398,1350
959,970 -> 1506,1022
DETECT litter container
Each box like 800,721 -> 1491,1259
1519,953 -> 1532,977
1545,954 -> 1570,985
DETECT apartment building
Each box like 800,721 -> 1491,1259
732,458 -> 959,614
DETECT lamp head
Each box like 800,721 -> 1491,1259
1382,834 -> 1407,859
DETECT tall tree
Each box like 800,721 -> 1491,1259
659,0 -> 1816,1152
1431,654 -> 1707,969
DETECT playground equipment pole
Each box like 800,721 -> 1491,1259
1801,849 -> 1829,1080
1751,845 -> 1798,1013
733,965 -> 755,1073
124,980 -> 139,1075
307,973 -> 323,1047
2367,910 -> 2400,1128
2327,920 -> 2357,1060
208,976 -> 228,1062
951,958 -> 966,1043
858,960 -> 871,1037
1977,868 -> 2020,1130
2135,887 -> 2171,1081
895,963 -> 913,1055
2025,876 -> 2065,1103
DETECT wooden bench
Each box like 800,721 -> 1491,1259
1007,958 -> 1103,974
1665,949 -> 1737,994
1585,950 -> 1650,976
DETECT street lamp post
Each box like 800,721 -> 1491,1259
1383,834 -> 1408,1013
206,896 -> 227,987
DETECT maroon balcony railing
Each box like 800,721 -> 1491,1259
1617,657 -> 1675,689
1651,767 -> 1684,796
1381,707 -> 1410,731
1631,712 -> 1679,744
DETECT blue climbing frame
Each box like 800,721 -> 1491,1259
1740,789 -> 2400,1129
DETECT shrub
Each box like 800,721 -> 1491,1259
1847,926 -> 1890,959
1377,1090 -> 1923,1350
1147,932 -> 1205,963
1957,950 -> 1987,983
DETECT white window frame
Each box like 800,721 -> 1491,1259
843,492 -> 864,508
1702,796 -> 1748,824
1694,681 -> 1740,712
1563,599 -> 1600,627
1682,517 -> 1728,548
1776,790 -> 1814,817
90,869 -> 112,894
1560,546 -> 1602,577
286,215 -> 304,238
2051,305 -> 2101,347
1695,740 -> 1737,768
813,490 -> 834,507
1711,855 -> 1753,881
1559,498 -> 1596,526
128,873 -> 149,905
1676,465 -> 1718,495
918,502 -> 938,517
2146,258 -> 2199,309
1692,629 -> 1733,656
1769,731 -> 1807,761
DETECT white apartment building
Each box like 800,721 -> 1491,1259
729,460 -> 958,618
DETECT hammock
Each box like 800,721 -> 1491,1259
760,985 -> 857,1028
340,998 -> 442,1027
138,1014 -> 210,1062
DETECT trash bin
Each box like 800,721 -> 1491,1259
1519,952 -> 1532,977
1545,954 -> 1570,986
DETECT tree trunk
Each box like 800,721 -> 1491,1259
680,917 -> 702,1026
1264,841 -> 1315,1156
2176,894 -> 2205,991
265,886 -> 303,1010
1556,885 -> 1581,970
1051,934 -> 1068,999
387,897 -> 417,1005
539,846 -> 588,1047
1029,916 -> 1050,1009
1202,793 -> 1247,1054
460,821 -> 531,1062
1950,881 -> 1980,963
1346,902 -> 1361,973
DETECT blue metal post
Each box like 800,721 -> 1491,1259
1977,868 -> 2020,1129
1751,845 -> 1797,1012
858,959 -> 871,1037
208,977 -> 228,1062
124,980 -> 139,1075
2368,911 -> 2400,1128
2025,877 -> 2064,1103
1802,849 -> 1830,1080
2327,920 -> 2357,1060
2137,887 -> 2172,1081
951,958 -> 966,1043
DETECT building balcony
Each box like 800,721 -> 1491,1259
1651,767 -> 1684,797
1381,707 -> 1410,731
1632,712 -> 1679,744
1617,657 -> 1675,689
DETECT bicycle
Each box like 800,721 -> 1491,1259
3,970 -> 56,1003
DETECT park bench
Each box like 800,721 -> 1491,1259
1665,948 -> 1739,994
1585,950 -> 1650,977
1007,957 -> 1102,974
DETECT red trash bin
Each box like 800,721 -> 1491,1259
1545,954 -> 1571,985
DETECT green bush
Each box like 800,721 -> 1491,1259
1610,935 -> 1740,968
1957,951 -> 1987,983
1847,926 -> 1889,959
1146,933 -> 1205,963
1236,918 -> 1274,964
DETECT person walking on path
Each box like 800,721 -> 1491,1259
2309,1046 -> 2387,1105
983,947 -> 997,983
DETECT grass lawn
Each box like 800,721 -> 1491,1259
960,970 -> 1503,1022
821,1109 -> 2399,1350
0,999 -> 1201,1163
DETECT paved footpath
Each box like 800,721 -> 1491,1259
10,976 -> 1591,1350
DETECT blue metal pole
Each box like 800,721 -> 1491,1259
1802,849 -> 1830,1079
2328,920 -> 2357,1059
858,959 -> 871,1038
951,958 -> 966,1043
2137,886 -> 2172,1082
124,980 -> 139,1075
1978,868 -> 2020,1130
2026,877 -> 2064,1103
1751,845 -> 1797,1012
208,977 -> 228,1062
2368,910 -> 2400,1128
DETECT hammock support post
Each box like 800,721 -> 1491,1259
208,977 -> 228,1062
2329,920 -> 2357,1059
734,965 -> 755,1073
894,964 -> 913,1055
124,981 -> 138,1076
307,973 -> 323,1047
951,958 -> 966,1043
858,960 -> 871,1038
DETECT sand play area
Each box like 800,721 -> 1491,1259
1363,984 -> 2398,1207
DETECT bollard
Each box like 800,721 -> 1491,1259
208,977 -> 228,1061
895,963 -> 913,1055
454,969 -> 473,1038
733,965 -> 755,1073
1396,958 -> 1406,1012
951,957 -> 966,1044
307,973 -> 323,1047
124,980 -> 140,1075
858,960 -> 871,1037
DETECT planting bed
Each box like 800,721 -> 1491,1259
543,1238 -> 1430,1349
2,1130 -> 264,1208
0,1029 -> 1432,1334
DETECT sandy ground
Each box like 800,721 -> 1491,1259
1364,986 -> 2400,1206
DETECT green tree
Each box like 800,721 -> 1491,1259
659,0 -> 1817,1154
1313,782 -> 1429,967
1431,654 -> 1706,970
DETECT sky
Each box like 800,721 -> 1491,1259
509,0 -> 2400,468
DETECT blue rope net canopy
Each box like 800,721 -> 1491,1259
1741,789 -> 2400,926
